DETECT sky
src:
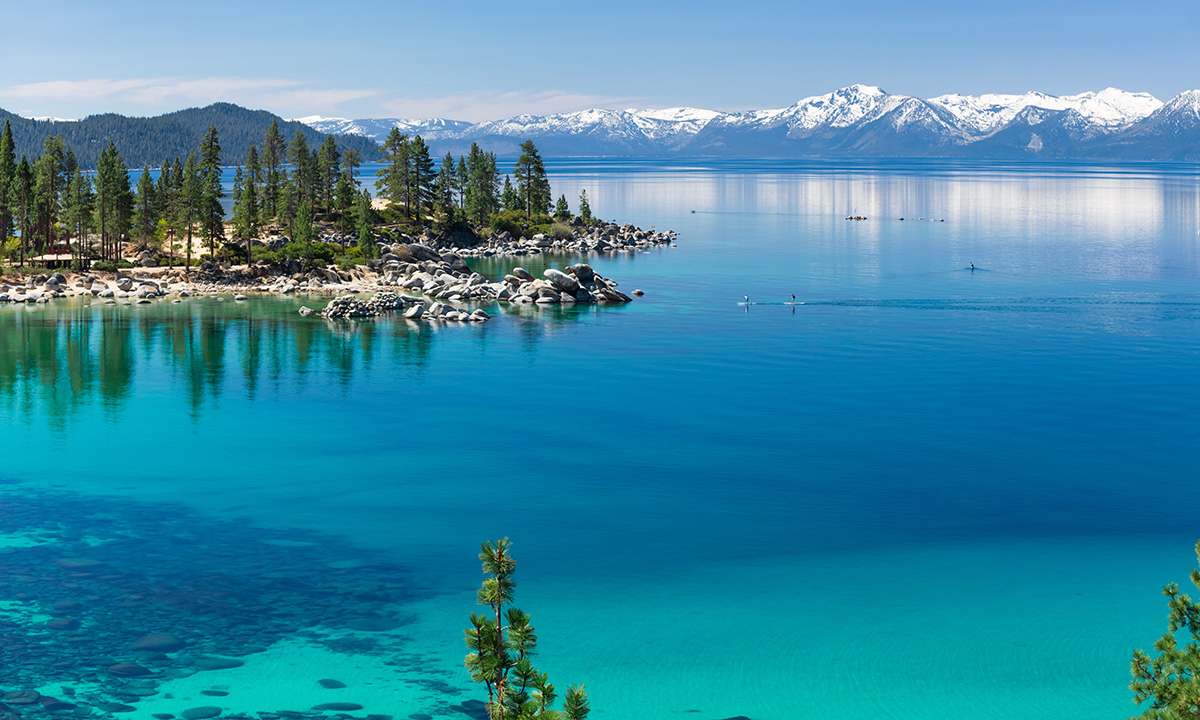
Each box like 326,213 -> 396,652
1,0 -> 1197,122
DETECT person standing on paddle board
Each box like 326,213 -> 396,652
744,295 -> 749,305
791,293 -> 795,304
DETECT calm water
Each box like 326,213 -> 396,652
2,158 -> 1200,720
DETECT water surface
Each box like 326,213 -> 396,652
2,158 -> 1199,720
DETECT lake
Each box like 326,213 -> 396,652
2,157 -> 1199,720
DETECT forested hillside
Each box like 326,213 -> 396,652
0,103 -> 379,168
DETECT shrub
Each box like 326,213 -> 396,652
489,210 -> 525,237
92,260 -> 136,272
549,223 -> 574,240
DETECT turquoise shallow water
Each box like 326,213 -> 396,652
2,158 -> 1200,719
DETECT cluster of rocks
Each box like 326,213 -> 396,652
445,220 -> 675,259
0,272 -> 177,305
400,302 -> 490,323
319,291 -> 491,323
501,264 -> 633,304
379,242 -> 634,305
320,292 -> 411,319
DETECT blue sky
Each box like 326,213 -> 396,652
1,0 -> 1196,121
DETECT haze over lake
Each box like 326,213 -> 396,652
3,158 -> 1198,720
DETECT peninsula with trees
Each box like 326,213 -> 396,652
0,112 -> 675,315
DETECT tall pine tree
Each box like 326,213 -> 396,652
181,152 -> 200,274
262,120 -> 285,220
34,135 -> 68,254
64,168 -> 93,270
513,141 -> 551,219
287,131 -> 315,206
375,128 -> 410,214
198,125 -> 224,259
13,158 -> 33,265
316,135 -> 340,212
134,166 -> 158,245
94,141 -> 132,263
0,121 -> 16,246
409,135 -> 435,219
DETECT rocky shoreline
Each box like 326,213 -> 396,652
0,220 -> 667,325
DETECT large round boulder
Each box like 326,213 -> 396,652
544,268 -> 580,294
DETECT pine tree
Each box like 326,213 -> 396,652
0,121 -> 16,246
287,131 -> 315,206
464,144 -> 499,224
513,140 -> 551,219
354,189 -> 376,260
501,176 -> 518,213
262,120 -> 286,219
334,172 -> 355,254
341,147 -> 361,189
409,135 -> 436,219
465,539 -> 590,720
1131,539 -> 1200,719
63,168 -> 93,270
13,158 -> 33,266
434,152 -> 458,218
155,157 -> 172,218
234,145 -> 261,264
554,194 -> 570,220
198,125 -> 225,259
316,135 -> 340,211
94,141 -> 132,263
375,128 -> 411,214
578,190 -> 592,223
167,157 -> 185,267
34,135 -> 67,254
134,166 -> 158,245
181,152 -> 200,274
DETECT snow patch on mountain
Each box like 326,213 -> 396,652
293,115 -> 472,141
928,88 -> 1161,134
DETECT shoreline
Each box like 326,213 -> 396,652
0,221 -> 673,323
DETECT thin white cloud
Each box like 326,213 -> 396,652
1,79 -> 654,124
273,88 -> 383,109
0,77 -> 380,117
4,77 -> 298,105
379,90 -> 647,122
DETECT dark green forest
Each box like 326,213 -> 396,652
0,103 -> 378,169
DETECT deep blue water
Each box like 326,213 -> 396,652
2,158 -> 1199,719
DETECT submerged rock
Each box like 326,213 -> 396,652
108,663 -> 153,677
132,634 -> 187,653
193,656 -> 244,671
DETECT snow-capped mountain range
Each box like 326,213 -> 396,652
295,85 -> 1200,159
